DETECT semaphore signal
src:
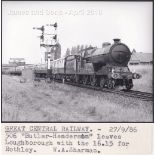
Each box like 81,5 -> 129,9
33,22 -> 58,68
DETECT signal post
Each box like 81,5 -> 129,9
33,22 -> 58,69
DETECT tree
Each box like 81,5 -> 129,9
80,45 -> 84,50
77,45 -> 80,53
66,48 -> 70,56
73,46 -> 77,54
71,47 -> 74,55
85,45 -> 88,49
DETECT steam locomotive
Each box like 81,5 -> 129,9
34,39 -> 140,90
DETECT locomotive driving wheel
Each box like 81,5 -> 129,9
125,80 -> 133,90
107,79 -> 115,89
90,75 -> 97,86
82,75 -> 88,85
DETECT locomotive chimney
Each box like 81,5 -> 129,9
113,38 -> 121,43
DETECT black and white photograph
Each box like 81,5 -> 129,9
2,1 -> 153,122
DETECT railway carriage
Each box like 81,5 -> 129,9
50,57 -> 65,80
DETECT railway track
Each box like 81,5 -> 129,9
121,90 -> 153,101
52,79 -> 153,102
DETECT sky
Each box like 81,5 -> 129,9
2,1 -> 153,64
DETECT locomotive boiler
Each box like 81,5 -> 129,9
84,39 -> 131,67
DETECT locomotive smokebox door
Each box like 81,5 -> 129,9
110,41 -> 131,66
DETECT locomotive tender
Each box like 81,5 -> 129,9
34,39 -> 140,90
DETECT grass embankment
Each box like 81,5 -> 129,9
2,75 -> 153,122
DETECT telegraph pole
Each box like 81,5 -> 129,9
33,22 -> 58,69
